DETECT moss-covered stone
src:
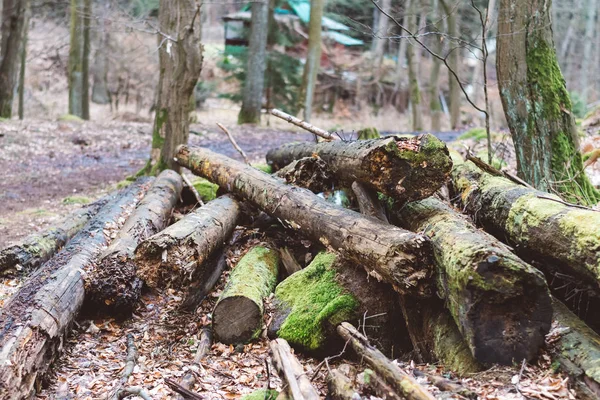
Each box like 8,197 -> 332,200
272,252 -> 359,352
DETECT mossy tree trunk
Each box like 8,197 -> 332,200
0,0 -> 29,118
406,0 -> 423,131
497,0 -> 599,205
147,0 -> 203,174
299,0 -> 324,122
238,0 -> 268,124
68,0 -> 84,117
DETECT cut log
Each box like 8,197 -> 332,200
179,251 -> 228,311
0,196 -> 109,275
336,322 -> 435,400
176,145 -> 433,297
549,298 -> 600,399
275,156 -> 336,193
269,338 -> 320,400
390,197 -> 552,364
328,369 -> 361,400
451,161 -> 600,292
269,251 -> 407,356
213,246 -> 280,344
266,134 -> 453,203
85,170 -> 183,314
136,194 -> 241,289
0,179 -> 150,400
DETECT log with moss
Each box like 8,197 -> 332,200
451,161 -> 600,290
275,156 -> 336,193
0,179 -> 150,399
266,134 -> 453,203
0,196 -> 109,275
176,145 -> 434,297
390,197 -> 552,364
85,170 -> 183,314
136,195 -> 241,289
270,338 -> 320,400
268,251 -> 406,355
212,246 -> 280,344
337,322 -> 435,400
549,298 -> 600,399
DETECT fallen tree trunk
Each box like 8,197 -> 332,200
268,251 -> 407,356
180,251 -> 228,310
451,161 -> 600,292
359,369 -> 402,400
351,181 -> 388,222
336,322 -> 435,400
390,197 -> 552,364
275,156 -> 336,193
266,134 -> 453,203
0,196 -> 109,275
328,369 -> 361,400
85,170 -> 183,314
270,338 -> 320,400
549,298 -> 600,399
0,179 -> 150,400
176,145 -> 433,297
136,194 -> 241,289
213,246 -> 280,344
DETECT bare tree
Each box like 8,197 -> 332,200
68,0 -> 84,117
299,0 -> 324,122
373,0 -> 391,74
406,0 -> 423,131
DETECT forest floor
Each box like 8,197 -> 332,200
0,118 -> 596,399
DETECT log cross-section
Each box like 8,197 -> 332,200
176,145 -> 434,297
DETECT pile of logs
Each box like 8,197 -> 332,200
2,127 -> 600,400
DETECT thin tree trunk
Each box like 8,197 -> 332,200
81,0 -> 90,119
580,0 -> 597,104
429,0 -> 443,131
0,0 -> 29,118
497,0 -> 599,205
440,0 -> 460,129
68,0 -> 83,117
300,0 -> 324,122
373,0 -> 391,74
238,0 -> 268,124
406,0 -> 423,131
91,1 -> 111,104
17,0 -> 28,120
147,0 -> 203,174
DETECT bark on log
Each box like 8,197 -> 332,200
0,196 -> 109,275
336,322 -> 435,400
180,251 -> 228,311
268,252 -> 407,356
266,134 -> 453,203
275,156 -> 336,193
176,145 -> 433,297
85,170 -> 183,314
359,369 -> 402,400
549,298 -> 600,399
269,338 -> 320,400
390,197 -> 552,364
136,195 -> 241,289
451,161 -> 600,291
351,181 -> 388,222
328,369 -> 361,400
0,179 -> 150,400
213,246 -> 280,344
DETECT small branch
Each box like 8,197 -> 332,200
182,173 -> 204,206
118,387 -> 153,400
112,334 -> 152,400
466,153 -> 533,188
269,108 -> 335,141
165,378 -> 204,399
216,123 -> 250,165
536,195 -> 598,211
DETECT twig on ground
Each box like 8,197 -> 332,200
217,122 -> 250,164
118,386 -> 153,400
165,378 -> 204,399
181,173 -> 204,206
112,334 -> 152,400
269,108 -> 335,141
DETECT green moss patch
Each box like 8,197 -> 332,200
458,127 -> 488,141
357,127 -> 380,140
62,196 -> 92,205
191,177 -> 219,202
274,252 -> 359,352
252,163 -> 273,174
241,389 -> 279,400
58,114 -> 84,122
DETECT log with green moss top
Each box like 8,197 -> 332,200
136,195 -> 241,289
357,127 -> 380,140
451,161 -> 600,291
212,246 -> 280,344
549,298 -> 600,399
0,196 -> 109,275
85,170 -> 183,314
265,134 -> 453,203
176,145 -> 434,297
390,196 -> 552,364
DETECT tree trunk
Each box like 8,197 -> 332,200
85,170 -> 183,314
179,251 -> 228,311
496,0 -> 599,205
91,0 -> 111,105
17,1 -> 28,120
440,0 -> 460,129
68,0 -> 83,117
213,246 -> 280,344
0,179 -> 149,400
147,0 -> 203,174
336,322 -> 435,400
0,196 -> 109,275
550,298 -> 600,399
270,338 -> 320,400
0,0 -> 29,118
373,0 -> 391,74
299,0 -> 324,122
429,1 -> 443,131
406,0 -> 423,131
390,196 -> 552,364
238,0 -> 268,124
136,194 -> 241,289
81,0 -> 90,119
266,135 -> 452,203
451,161 -> 600,293
351,181 -> 388,222
176,145 -> 434,297
580,0 -> 597,104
